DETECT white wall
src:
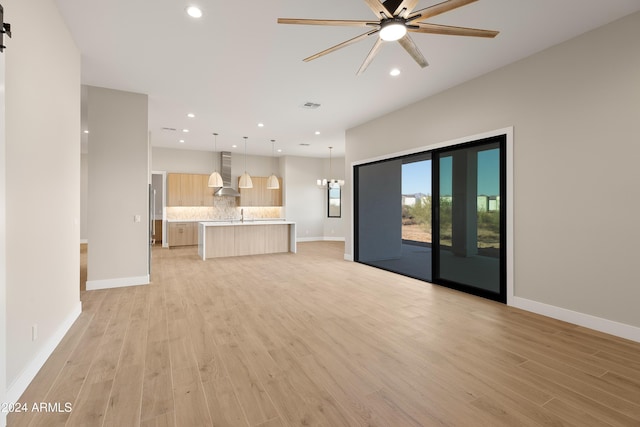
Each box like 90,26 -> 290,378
321,156 -> 346,240
0,34 -> 6,427
281,156 -> 325,240
154,148 -> 346,241
86,86 -> 149,290
152,147 -> 280,185
345,12 -> 640,335
4,0 -> 82,408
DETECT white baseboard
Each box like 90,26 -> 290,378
6,302 -> 82,404
343,253 -> 353,261
512,296 -> 640,343
86,275 -> 149,291
296,237 -> 324,242
296,237 -> 345,243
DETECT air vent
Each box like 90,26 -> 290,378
301,102 -> 321,109
299,143 -> 311,146
161,127 -> 177,131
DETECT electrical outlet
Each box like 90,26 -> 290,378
32,324 -> 38,341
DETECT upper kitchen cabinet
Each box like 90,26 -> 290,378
238,176 -> 283,207
167,173 -> 216,206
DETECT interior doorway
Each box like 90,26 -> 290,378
151,173 -> 164,245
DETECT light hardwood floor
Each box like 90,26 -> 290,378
9,241 -> 640,426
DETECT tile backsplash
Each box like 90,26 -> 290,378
166,197 -> 282,221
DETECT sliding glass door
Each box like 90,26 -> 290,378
433,136 -> 506,301
354,134 -> 506,302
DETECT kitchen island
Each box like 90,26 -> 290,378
198,220 -> 296,260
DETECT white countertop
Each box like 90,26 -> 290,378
199,220 -> 294,227
167,218 -> 288,223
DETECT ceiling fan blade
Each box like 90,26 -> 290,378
410,22 -> 499,38
398,34 -> 428,68
362,0 -> 394,19
304,30 -> 379,62
387,0 -> 420,18
277,18 -> 377,27
357,38 -> 384,75
408,0 -> 478,23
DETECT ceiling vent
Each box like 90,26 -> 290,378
299,143 -> 311,146
161,127 -> 177,131
301,102 -> 321,109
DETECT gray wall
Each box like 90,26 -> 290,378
345,12 -> 640,330
80,153 -> 88,241
4,0 -> 82,404
86,86 -> 149,289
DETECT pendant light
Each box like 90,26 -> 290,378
207,133 -> 223,188
316,146 -> 344,188
238,136 -> 253,188
266,139 -> 280,190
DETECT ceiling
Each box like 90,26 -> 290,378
57,0 -> 640,158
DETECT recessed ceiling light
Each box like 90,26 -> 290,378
182,129 -> 189,133
83,130 -> 89,134
390,68 -> 401,77
179,139 -> 185,143
315,131 -> 320,135
187,113 -> 195,118
258,123 -> 264,127
232,144 -> 237,148
277,149 -> 282,153
186,6 -> 203,18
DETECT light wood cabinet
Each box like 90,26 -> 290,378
264,223 -> 290,253
168,222 -> 197,246
180,174 -> 199,206
203,226 -> 235,258
167,173 -> 183,206
201,223 -> 291,259
234,225 -> 266,256
202,174 -> 215,206
238,176 -> 283,207
167,173 -> 217,207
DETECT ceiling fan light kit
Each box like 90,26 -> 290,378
278,0 -> 498,75
379,18 -> 407,41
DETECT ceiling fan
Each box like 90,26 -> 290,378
278,0 -> 499,75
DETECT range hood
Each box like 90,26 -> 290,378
214,151 -> 241,197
